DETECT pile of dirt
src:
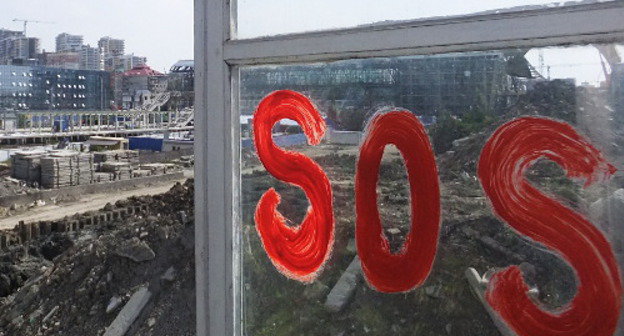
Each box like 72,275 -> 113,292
0,179 -> 195,336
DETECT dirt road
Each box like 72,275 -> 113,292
0,175 -> 190,230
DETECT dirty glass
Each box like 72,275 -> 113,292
236,0 -> 616,39
239,43 -> 624,335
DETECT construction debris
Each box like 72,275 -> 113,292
0,180 -> 195,336
103,286 -> 152,336
115,239 -> 156,262
324,256 -> 362,312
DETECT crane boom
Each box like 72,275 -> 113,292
11,18 -> 55,35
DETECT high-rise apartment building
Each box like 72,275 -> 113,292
80,44 -> 101,71
98,36 -> 125,57
55,33 -> 84,52
103,54 -> 146,73
0,29 -> 40,65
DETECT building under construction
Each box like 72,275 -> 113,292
240,50 -> 531,125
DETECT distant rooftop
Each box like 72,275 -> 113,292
123,64 -> 164,77
170,60 -> 194,72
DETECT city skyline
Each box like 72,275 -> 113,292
1,0 -> 193,73
1,0 -> 622,84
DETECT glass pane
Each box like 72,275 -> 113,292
239,43 -> 624,335
236,0 -> 617,39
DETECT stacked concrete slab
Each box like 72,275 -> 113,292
40,151 -> 94,189
100,162 -> 133,181
93,172 -> 115,183
94,150 -> 139,165
139,163 -> 179,175
10,148 -> 177,189
10,150 -> 47,185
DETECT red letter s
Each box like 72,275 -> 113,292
253,90 -> 334,283
478,117 -> 622,336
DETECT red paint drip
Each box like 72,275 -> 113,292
478,117 -> 622,336
355,111 -> 441,293
253,90 -> 334,283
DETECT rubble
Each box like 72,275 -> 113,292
106,296 -> 123,314
0,179 -> 195,336
115,239 -> 156,262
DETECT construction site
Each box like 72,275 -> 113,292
0,41 -> 623,336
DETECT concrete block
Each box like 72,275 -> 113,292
56,221 -> 66,232
103,286 -> 151,336
40,221 -> 51,234
30,223 -> 39,239
116,239 -> 155,262
465,268 -> 517,336
18,221 -> 30,243
325,256 -> 362,312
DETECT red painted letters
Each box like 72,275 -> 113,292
355,111 -> 441,293
253,90 -> 335,283
478,117 -> 622,336
252,90 -> 622,335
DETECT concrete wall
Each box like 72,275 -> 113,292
0,171 -> 184,208
1,202 -> 153,250
138,148 -> 193,163
326,129 -> 363,146
162,140 -> 193,152
241,133 -> 307,149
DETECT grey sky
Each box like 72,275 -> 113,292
1,0 -> 620,84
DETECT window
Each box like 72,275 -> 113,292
197,1 -> 624,336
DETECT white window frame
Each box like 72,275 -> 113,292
194,1 -> 624,335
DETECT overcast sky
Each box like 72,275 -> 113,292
1,0 -> 621,84
1,0 -> 193,73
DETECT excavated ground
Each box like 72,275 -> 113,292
0,180 -> 195,336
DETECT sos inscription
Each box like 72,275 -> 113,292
252,90 -> 622,336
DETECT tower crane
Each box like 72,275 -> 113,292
12,19 -> 55,35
